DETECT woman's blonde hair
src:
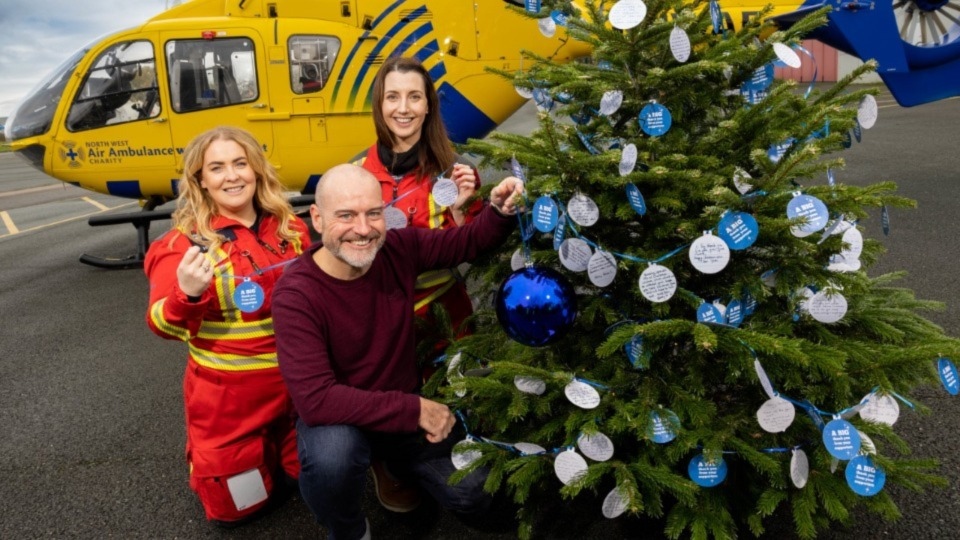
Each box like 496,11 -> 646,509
171,126 -> 303,253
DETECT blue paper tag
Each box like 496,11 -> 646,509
522,218 -> 536,241
787,193 -> 829,234
709,0 -> 723,33
532,196 -> 559,233
577,130 -> 600,154
555,91 -> 573,104
939,357 -> 959,395
718,211 -> 759,250
553,214 -> 567,251
822,418 -> 861,460
639,103 -> 672,137
626,184 -> 647,216
234,280 -> 265,313
525,0 -> 541,13
650,409 -> 679,444
697,302 -> 724,324
532,87 -> 554,112
842,131 -> 852,148
881,204 -> 890,236
597,60 -> 614,71
510,157 -> 525,182
688,454 -> 728,487
853,120 -> 863,143
551,9 -> 568,26
767,138 -> 795,163
624,334 -> 648,369
570,107 -> 592,125
845,455 -> 886,496
742,64 -> 774,94
743,292 -> 757,316
726,299 -> 743,327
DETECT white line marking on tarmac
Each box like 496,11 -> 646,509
0,202 -> 138,239
82,196 -> 111,211
1,211 -> 19,234
0,184 -> 65,199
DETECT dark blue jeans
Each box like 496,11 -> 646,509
296,420 -> 492,540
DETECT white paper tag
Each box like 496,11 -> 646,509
858,95 -> 878,129
514,375 -> 547,395
599,90 -> 624,116
602,485 -> 630,518
587,250 -> 618,287
451,439 -> 482,470
790,449 -> 809,489
559,237 -> 593,272
670,26 -> 691,63
859,393 -> 900,426
577,432 -> 615,462
226,468 -> 269,511
620,143 -> 638,176
808,290 -> 848,323
733,167 -> 753,194
567,193 -> 600,226
384,206 -> 407,229
511,248 -> 526,271
538,17 -> 557,38
431,177 -> 459,207
608,0 -> 647,30
840,227 -> 863,261
756,396 -> 796,433
514,442 -> 547,455
554,449 -> 589,485
515,85 -> 533,99
565,379 -> 601,409
688,232 -> 731,274
638,264 -> 677,303
773,42 -> 802,68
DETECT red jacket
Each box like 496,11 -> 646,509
145,213 -> 310,371
354,144 -> 482,316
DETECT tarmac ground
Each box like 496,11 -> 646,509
1,86 -> 958,539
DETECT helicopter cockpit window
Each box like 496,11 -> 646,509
288,36 -> 340,94
67,40 -> 160,132
165,38 -> 258,113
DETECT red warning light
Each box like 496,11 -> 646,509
201,31 -> 217,40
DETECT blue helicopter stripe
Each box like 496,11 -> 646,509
331,0 -> 408,104
413,40 -> 440,64
346,6 -> 429,110
427,61 -> 446,83
106,180 -> 143,199
171,179 -> 180,197
437,81 -> 496,145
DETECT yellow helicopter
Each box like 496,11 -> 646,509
6,0 -> 936,267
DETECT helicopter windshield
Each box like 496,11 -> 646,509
67,40 -> 159,131
4,46 -> 88,142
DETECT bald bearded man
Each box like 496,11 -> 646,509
273,164 -> 523,540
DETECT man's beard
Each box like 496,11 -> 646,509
328,232 -> 386,270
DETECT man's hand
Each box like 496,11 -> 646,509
418,397 -> 456,443
489,176 -> 525,216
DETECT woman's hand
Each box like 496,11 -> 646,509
177,245 -> 214,298
449,163 -> 478,225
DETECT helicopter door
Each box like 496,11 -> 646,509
162,32 -> 275,169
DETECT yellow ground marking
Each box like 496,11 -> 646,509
1,211 -> 19,235
82,196 -> 111,211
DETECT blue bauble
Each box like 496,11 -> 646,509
496,267 -> 577,347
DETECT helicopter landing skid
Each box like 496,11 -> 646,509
79,210 -> 172,269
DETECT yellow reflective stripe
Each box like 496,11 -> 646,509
150,298 -> 191,341
188,344 -> 278,371
427,192 -> 444,229
414,279 -> 456,312
415,268 -> 455,289
211,248 -> 240,322
197,318 -> 274,340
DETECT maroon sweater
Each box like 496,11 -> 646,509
273,205 -> 515,433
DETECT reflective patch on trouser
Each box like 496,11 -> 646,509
189,436 -> 271,521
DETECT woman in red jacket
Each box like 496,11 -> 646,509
353,56 -> 483,359
144,126 -> 310,527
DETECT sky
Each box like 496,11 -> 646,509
0,1 -> 169,118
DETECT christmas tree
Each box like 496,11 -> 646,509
424,1 -> 960,539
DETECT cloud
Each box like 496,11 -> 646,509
0,1 -> 166,117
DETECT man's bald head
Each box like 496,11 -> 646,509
314,163 -> 381,211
